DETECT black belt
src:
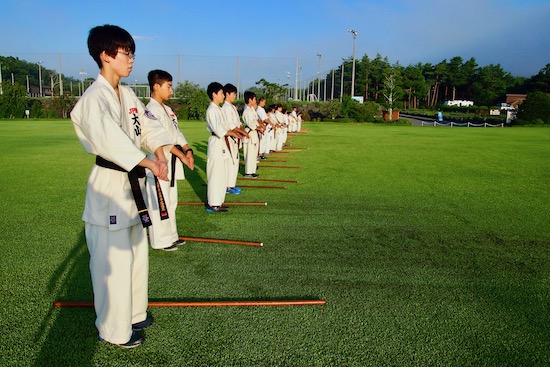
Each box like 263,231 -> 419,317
95,156 -> 168,227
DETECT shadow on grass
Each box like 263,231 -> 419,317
184,141 -> 207,203
33,229 -> 97,366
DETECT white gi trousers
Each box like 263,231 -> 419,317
275,129 -> 284,151
85,222 -> 148,344
226,137 -> 239,188
243,134 -> 259,174
145,176 -> 179,249
207,156 -> 228,206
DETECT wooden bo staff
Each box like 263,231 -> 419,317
52,299 -> 326,308
238,177 -> 298,183
180,236 -> 263,247
236,185 -> 287,189
178,202 -> 267,206
258,165 -> 301,169
201,184 -> 286,189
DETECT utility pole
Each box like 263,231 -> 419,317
294,56 -> 299,100
38,61 -> 43,97
316,53 -> 322,102
58,53 -> 63,96
348,29 -> 358,97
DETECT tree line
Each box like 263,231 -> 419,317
1,54 -> 549,124
310,54 -> 550,109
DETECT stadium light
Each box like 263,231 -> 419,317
348,29 -> 358,97
299,66 -> 303,101
79,68 -> 87,96
317,53 -> 322,102
38,61 -> 43,97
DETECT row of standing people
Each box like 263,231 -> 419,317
205,82 -> 303,213
70,23 -> 305,351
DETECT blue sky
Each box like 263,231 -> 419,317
1,0 -> 549,90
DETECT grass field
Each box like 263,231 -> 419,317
0,119 -> 549,366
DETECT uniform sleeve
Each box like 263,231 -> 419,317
243,108 -> 258,129
206,105 -> 228,138
71,90 -> 145,171
139,100 -> 174,156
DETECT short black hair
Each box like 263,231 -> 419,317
207,82 -> 224,101
88,25 -> 135,69
244,91 -> 256,104
223,83 -> 237,95
148,69 -> 172,90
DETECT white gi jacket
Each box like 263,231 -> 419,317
146,99 -> 188,181
206,102 -> 230,159
222,101 -> 241,130
242,105 -> 260,145
71,74 -> 173,230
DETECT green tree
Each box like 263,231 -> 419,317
319,99 -> 342,120
50,93 -> 77,118
254,79 -> 287,102
402,63 -> 428,109
515,91 -> 550,125
525,64 -> 550,93
174,81 -> 209,120
471,64 -> 513,107
368,54 -> 391,102
0,83 -> 27,118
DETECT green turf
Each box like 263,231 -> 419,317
0,119 -> 548,366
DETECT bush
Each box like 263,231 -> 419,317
516,91 -> 550,124
341,96 -> 380,122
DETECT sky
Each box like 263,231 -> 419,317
1,0 -> 549,90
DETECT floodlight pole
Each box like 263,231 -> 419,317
0,62 -> 3,95
316,53 -> 321,102
294,56 -> 299,100
38,61 -> 43,97
340,63 -> 345,102
331,69 -> 335,100
58,53 -> 63,96
299,66 -> 303,101
286,71 -> 290,100
79,68 -> 86,96
348,29 -> 358,98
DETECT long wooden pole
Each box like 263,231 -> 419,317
53,300 -> 326,308
236,185 -> 286,189
180,236 -> 263,247
258,166 -> 301,169
178,202 -> 267,206
238,178 -> 298,183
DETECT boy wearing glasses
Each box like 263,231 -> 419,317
71,24 -> 172,348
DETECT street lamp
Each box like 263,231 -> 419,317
286,71 -> 291,100
0,62 -> 3,95
299,66 -> 303,101
79,68 -> 87,96
348,29 -> 358,97
38,61 -> 43,97
316,53 -> 322,102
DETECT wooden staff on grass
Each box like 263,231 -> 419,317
53,299 -> 326,308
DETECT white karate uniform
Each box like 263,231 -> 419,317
268,112 -> 278,151
71,74 -> 172,344
242,105 -> 260,175
290,110 -> 298,132
256,105 -> 271,155
275,110 -> 286,151
221,101 -> 240,188
145,99 -> 189,249
206,102 -> 230,206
